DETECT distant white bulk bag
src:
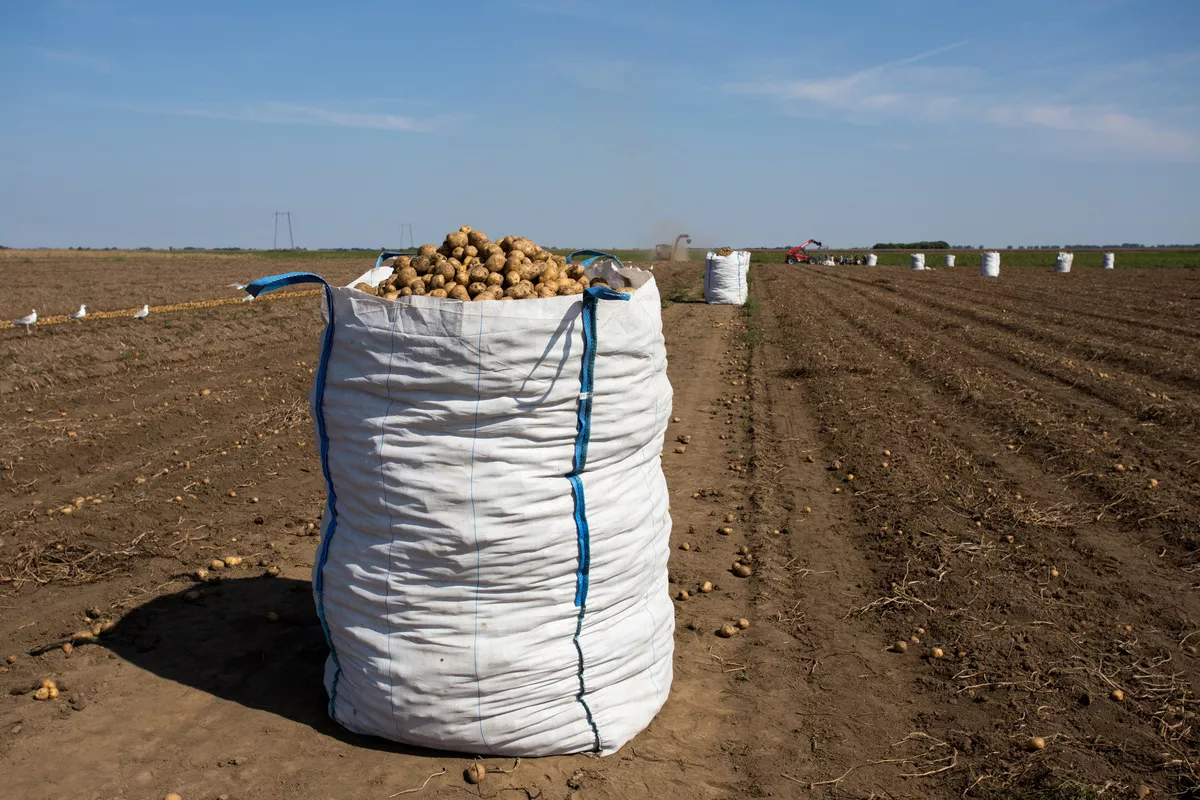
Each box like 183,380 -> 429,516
1054,252 -> 1074,273
981,251 -> 1001,277
911,253 -> 926,270
245,255 -> 675,757
1103,252 -> 1115,269
866,254 -> 878,266
704,250 -> 751,305
944,254 -> 956,267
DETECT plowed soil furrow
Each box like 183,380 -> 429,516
846,276 -> 1200,393
813,273 -> 1200,472
806,273 -> 1200,553
888,272 -> 1200,339
756,265 -> 1199,797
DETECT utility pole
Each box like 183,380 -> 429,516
273,211 -> 294,249
399,223 -> 414,250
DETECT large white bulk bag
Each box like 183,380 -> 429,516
246,253 -> 674,757
704,250 -> 750,305
1103,252 -> 1115,269
911,253 -> 926,270
944,254 -> 956,267
981,251 -> 1000,277
1054,252 -> 1074,273
866,254 -> 878,266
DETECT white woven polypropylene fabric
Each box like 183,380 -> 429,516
309,271 -> 674,756
704,251 -> 750,305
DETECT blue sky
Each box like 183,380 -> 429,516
2,0 -> 1198,249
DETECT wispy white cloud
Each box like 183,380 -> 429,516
141,101 -> 457,134
724,46 -> 1198,162
31,47 -> 112,73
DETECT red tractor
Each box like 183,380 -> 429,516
784,239 -> 823,264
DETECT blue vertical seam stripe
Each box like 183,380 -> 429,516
311,282 -> 344,720
566,288 -> 628,754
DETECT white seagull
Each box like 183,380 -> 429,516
70,304 -> 87,321
134,304 -> 150,320
12,310 -> 37,334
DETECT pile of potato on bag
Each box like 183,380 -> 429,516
358,226 -> 635,302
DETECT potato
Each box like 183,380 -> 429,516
408,280 -> 426,296
463,245 -> 479,259
395,256 -> 411,269
446,231 -> 469,249
538,265 -> 561,284
485,272 -> 504,287
353,283 -> 374,293
578,276 -> 591,289
456,269 -> 470,286
418,244 -> 437,258
468,282 -> 489,298
552,254 -> 568,266
397,267 -> 418,285
485,254 -> 507,272
459,225 -> 472,233
421,273 -> 434,286
429,288 -> 448,298
449,285 -> 471,301
537,284 -> 557,298
504,270 -> 521,288
436,244 -> 454,257
511,237 -> 537,256
483,242 -> 504,259
533,249 -> 551,262
519,262 -> 541,282
467,230 -> 489,249
451,246 -> 465,260
504,255 -> 524,274
401,287 -> 413,296
428,274 -> 445,290
590,277 -> 609,287
565,264 -> 585,280
557,282 -> 583,296
499,235 -> 515,252
411,255 -> 431,274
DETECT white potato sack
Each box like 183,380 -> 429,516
704,249 -> 751,305
246,259 -> 674,757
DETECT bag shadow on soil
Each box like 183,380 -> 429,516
102,575 -> 460,757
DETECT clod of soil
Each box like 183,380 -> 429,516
265,612 -> 279,623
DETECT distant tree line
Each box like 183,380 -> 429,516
872,241 -> 950,250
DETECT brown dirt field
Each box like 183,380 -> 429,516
1,252 -> 1197,799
